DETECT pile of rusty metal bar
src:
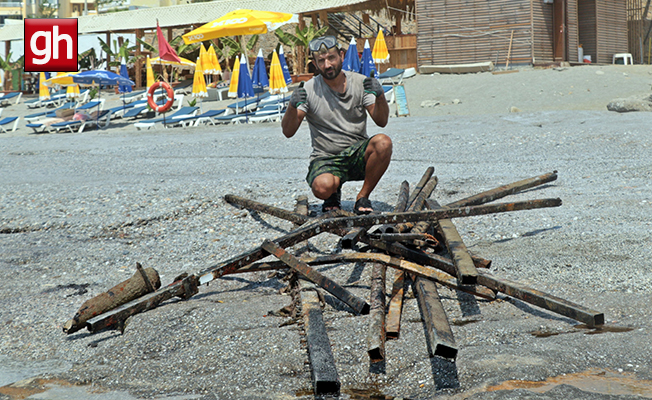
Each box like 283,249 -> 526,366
64,169 -> 604,397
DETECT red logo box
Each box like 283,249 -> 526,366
24,19 -> 78,72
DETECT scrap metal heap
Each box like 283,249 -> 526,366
64,169 -> 605,396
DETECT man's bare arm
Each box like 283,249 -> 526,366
281,106 -> 306,138
364,77 -> 389,127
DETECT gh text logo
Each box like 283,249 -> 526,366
24,19 -> 78,72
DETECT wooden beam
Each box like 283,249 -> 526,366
135,29 -> 143,88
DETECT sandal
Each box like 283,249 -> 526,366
321,187 -> 342,213
354,197 -> 373,215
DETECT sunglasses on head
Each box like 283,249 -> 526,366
309,36 -> 339,52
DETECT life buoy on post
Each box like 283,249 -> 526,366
147,81 -> 174,113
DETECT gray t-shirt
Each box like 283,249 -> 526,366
298,71 -> 376,161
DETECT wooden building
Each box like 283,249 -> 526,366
416,0 -> 628,67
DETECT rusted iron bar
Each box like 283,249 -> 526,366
261,240 -> 370,315
386,270 -> 405,339
292,253 -> 495,300
369,232 -> 431,242
224,194 -> 310,225
406,167 -> 434,210
299,280 -> 341,395
198,198 -> 562,284
64,266 -> 162,334
86,273 -> 197,333
376,180 -> 411,234
471,254 -> 492,269
446,171 -> 558,208
341,227 -> 367,249
429,200 -> 478,285
413,277 -> 458,359
364,239 -> 601,326
295,195 -> 309,218
86,199 -> 559,331
476,272 -> 604,327
367,263 -> 386,363
393,176 -> 439,233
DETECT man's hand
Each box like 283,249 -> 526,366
290,83 -> 307,108
363,77 -> 384,98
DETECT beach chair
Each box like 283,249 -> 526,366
105,103 -> 136,119
26,89 -> 65,109
49,110 -> 113,133
120,89 -> 147,104
26,118 -> 61,133
133,106 -> 198,130
75,99 -> 105,112
383,85 -> 395,104
244,103 -> 286,123
173,80 -> 193,95
24,101 -> 77,122
0,116 -> 20,133
171,109 -> 227,127
0,92 -> 23,106
377,68 -> 405,85
225,94 -> 269,115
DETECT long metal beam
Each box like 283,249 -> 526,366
413,277 -> 458,359
262,240 -> 370,315
385,270 -> 406,339
367,263 -> 386,363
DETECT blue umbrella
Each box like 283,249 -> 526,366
251,49 -> 269,94
237,54 -> 255,122
359,39 -> 377,78
70,70 -> 135,87
278,45 -> 293,85
342,37 -> 360,73
118,57 -> 133,94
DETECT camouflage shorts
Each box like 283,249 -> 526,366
306,138 -> 371,187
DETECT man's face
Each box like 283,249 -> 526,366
312,47 -> 343,80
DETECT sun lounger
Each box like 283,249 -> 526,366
120,89 -> 147,104
226,92 -> 272,114
173,80 -> 194,95
0,92 -> 23,106
106,103 -> 136,119
0,116 -> 20,132
76,99 -> 105,112
24,101 -> 77,122
48,109 -> 114,133
133,106 -> 199,130
377,68 -> 405,85
171,109 -> 227,127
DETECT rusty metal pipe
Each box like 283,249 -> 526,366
386,270 -> 406,339
429,200 -> 478,285
367,263 -> 386,363
224,194 -> 310,225
413,277 -> 458,359
262,240 -> 370,315
406,167 -> 434,210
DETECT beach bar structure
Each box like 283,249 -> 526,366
416,0 -> 629,67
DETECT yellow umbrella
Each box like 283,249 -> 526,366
372,29 -> 390,64
227,56 -> 241,98
182,9 -> 298,44
268,50 -> 287,94
44,72 -> 79,87
146,56 -> 155,90
208,45 -> 222,76
199,44 -> 212,74
149,56 -> 196,70
192,56 -> 208,100
66,84 -> 81,99
39,72 -> 50,101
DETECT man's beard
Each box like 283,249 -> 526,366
321,63 -> 342,80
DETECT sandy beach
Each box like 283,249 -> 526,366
1,64 -> 652,400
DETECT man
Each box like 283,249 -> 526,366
281,35 -> 392,214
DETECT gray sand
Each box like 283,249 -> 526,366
1,64 -> 651,399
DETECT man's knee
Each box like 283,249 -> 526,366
369,134 -> 393,159
311,174 -> 339,199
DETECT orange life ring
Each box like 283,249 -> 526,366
147,81 -> 174,113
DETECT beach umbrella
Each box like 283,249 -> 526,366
359,39 -> 377,78
146,56 -> 155,90
149,57 -> 196,71
118,57 -> 133,94
342,37 -> 360,73
38,71 -> 50,101
268,50 -> 287,95
372,29 -> 390,64
227,56 -> 241,98
278,45 -> 292,85
199,44 -> 212,74
182,9 -> 298,44
251,48 -> 269,93
66,84 -> 80,99
207,45 -> 222,77
156,20 -> 181,63
237,54 -> 255,122
192,56 -> 208,113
